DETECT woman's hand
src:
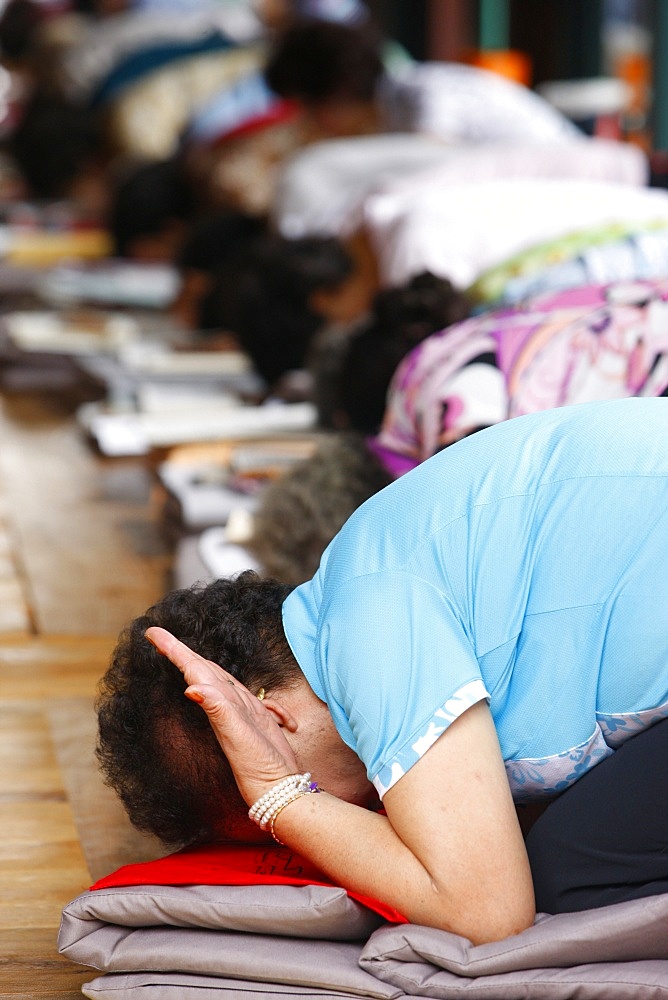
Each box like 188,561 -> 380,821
145,626 -> 300,806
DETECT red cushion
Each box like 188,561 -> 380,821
91,843 -> 407,924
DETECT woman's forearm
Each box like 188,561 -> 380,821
272,784 -> 534,944
274,703 -> 536,944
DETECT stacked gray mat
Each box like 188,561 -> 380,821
59,880 -> 668,998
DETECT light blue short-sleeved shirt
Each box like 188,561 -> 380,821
282,398 -> 668,801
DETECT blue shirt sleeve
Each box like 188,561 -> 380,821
315,571 -> 490,797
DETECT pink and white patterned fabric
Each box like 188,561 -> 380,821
375,279 -> 668,472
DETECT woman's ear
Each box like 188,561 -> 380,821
260,696 -> 299,733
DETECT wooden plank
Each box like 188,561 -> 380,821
0,580 -> 32,633
0,700 -> 91,928
0,520 -> 32,635
0,992 -> 89,1000
0,986 -> 90,999
0,706 -> 63,796
0,382 -> 176,992
48,698 -> 165,882
0,686 -> 94,995
0,928 -> 91,998
0,392 -> 170,636
0,636 -> 115,701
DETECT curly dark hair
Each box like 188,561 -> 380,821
96,572 -> 298,847
333,272 -> 473,434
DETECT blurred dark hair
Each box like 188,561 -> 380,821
96,572 -> 297,847
332,272 -> 473,434
109,156 -> 195,257
249,432 -> 392,585
265,19 -> 384,104
198,234 -> 354,386
177,210 -> 266,273
0,0 -> 42,62
8,92 -> 102,199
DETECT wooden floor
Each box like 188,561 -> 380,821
0,388 -> 170,997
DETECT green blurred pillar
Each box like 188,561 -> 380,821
479,0 -> 509,50
652,2 -> 668,150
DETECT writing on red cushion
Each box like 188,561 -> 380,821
91,843 -> 407,924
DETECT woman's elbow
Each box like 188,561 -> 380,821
423,885 -> 536,945
467,901 -> 536,946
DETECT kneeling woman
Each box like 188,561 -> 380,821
97,397 -> 668,944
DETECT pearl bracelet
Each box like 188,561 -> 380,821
248,773 -> 312,828
248,772 -> 321,833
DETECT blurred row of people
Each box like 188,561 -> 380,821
0,0 -> 667,594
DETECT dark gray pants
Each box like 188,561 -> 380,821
526,717 -> 668,914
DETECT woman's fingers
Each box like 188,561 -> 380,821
146,625 -> 209,671
145,627 -> 263,717
146,626 -> 235,688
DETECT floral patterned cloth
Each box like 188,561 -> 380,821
376,278 -> 668,471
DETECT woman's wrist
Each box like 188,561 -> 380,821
248,772 -> 323,843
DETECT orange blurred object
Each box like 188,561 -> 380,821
461,48 -> 533,87
613,51 -> 651,114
